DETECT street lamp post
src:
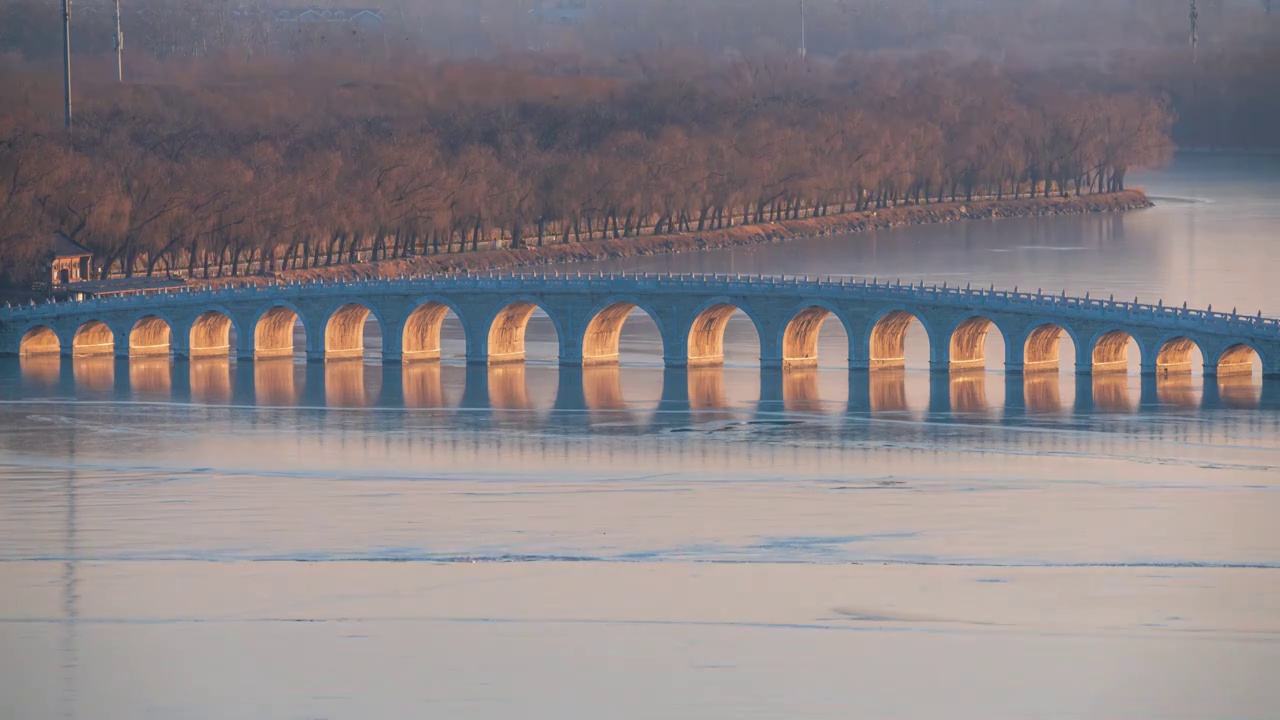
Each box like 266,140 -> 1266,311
114,0 -> 124,83
799,0 -> 807,59
62,0 -> 73,132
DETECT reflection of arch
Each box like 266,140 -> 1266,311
403,362 -> 447,408
1022,322 -> 1076,373
73,320 -> 115,356
190,310 -> 237,358
129,314 -> 174,357
1090,328 -> 1138,374
325,360 -> 377,406
867,309 -> 931,370
948,315 -> 1003,371
129,357 -> 172,396
190,358 -> 232,403
73,355 -> 114,391
582,299 -> 665,365
950,373 -> 988,411
325,302 -> 381,360
1156,373 -> 1198,408
403,299 -> 466,362
583,364 -> 627,410
487,299 -> 561,364
1092,373 -> 1134,412
488,364 -> 531,408
869,370 -> 908,412
19,325 -> 61,357
1155,336 -> 1203,376
687,366 -> 727,409
780,302 -> 851,369
1217,343 -> 1261,377
1217,373 -> 1261,407
1022,373 -> 1062,413
254,359 -> 299,404
254,304 -> 305,359
686,300 -> 762,367
783,368 -> 822,412
19,355 -> 61,386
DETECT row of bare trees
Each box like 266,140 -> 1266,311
1,50 -> 1173,285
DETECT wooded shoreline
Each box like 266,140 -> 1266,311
210,190 -> 1152,286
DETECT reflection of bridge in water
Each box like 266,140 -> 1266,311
15,355 -> 1278,424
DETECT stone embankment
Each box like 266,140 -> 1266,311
214,190 -> 1151,286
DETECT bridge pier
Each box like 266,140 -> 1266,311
1262,377 -> 1280,409
170,360 -> 192,405
846,370 -> 872,413
1138,375 -> 1161,409
1004,373 -> 1026,412
112,328 -> 131,358
302,362 -> 327,407
232,360 -> 257,406
1072,374 -> 1095,414
654,367 -> 691,410
927,372 -> 952,415
757,367 -> 785,411
458,363 -> 492,409
378,364 -> 405,408
552,366 -> 588,412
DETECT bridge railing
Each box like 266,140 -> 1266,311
5,272 -> 1279,338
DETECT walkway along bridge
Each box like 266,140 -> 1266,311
4,273 -> 1278,379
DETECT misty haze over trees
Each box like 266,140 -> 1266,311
1,0 -> 1274,284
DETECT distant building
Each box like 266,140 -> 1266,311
233,6 -> 384,29
530,0 -> 589,25
50,232 -> 92,287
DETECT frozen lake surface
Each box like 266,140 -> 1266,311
2,154 -> 1279,719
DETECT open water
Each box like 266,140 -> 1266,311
1,153 -> 1278,719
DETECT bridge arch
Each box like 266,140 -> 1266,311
778,300 -> 853,369
189,308 -> 238,358
129,314 -> 175,357
403,298 -> 468,363
19,325 -> 62,357
1214,342 -> 1264,377
581,297 -> 666,365
1088,327 -> 1142,374
72,319 -> 115,357
254,303 -> 307,359
1154,335 -> 1205,376
1020,321 -> 1081,374
486,296 -> 564,364
866,307 -> 934,371
946,314 -> 1008,372
323,301 -> 384,361
686,298 -> 765,367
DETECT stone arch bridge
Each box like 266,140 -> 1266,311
4,273 -> 1278,378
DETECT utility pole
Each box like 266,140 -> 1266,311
799,0 -> 807,59
62,0 -> 73,132
1189,1 -> 1200,64
114,0 -> 123,83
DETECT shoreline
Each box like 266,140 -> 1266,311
211,191 -> 1152,286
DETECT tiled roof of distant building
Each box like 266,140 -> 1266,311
52,231 -> 92,259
